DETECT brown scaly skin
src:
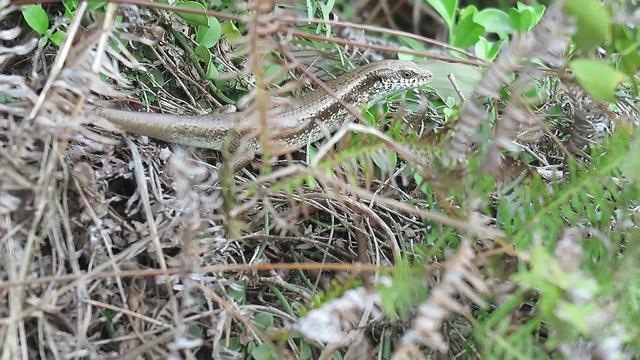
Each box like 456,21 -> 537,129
93,60 -> 433,165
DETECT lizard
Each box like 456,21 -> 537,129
92,60 -> 433,165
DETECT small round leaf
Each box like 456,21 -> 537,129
570,59 -> 624,102
221,20 -> 241,41
175,1 -> 209,27
474,8 -> 512,39
49,30 -> 66,46
564,0 -> 611,51
196,18 -> 221,48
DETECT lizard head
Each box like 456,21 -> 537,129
359,60 -> 433,104
383,60 -> 434,90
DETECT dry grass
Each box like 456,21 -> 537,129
1,0 -> 638,359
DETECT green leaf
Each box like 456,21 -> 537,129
556,302 -> 600,335
474,36 -> 504,61
518,2 -> 545,23
252,312 -> 274,330
509,7 -> 535,33
251,344 -> 276,360
371,150 -> 397,174
205,62 -> 218,80
564,0 -> 611,51
451,9 -> 485,48
319,0 -> 336,35
37,36 -> 48,48
99,309 -> 116,337
397,47 -> 418,61
49,30 -> 66,46
227,282 -> 246,303
221,20 -> 241,41
361,107 -> 376,126
458,4 -> 477,21
378,257 -> 429,320
612,24 -> 640,78
622,138 -> 640,183
299,340 -> 313,359
86,1 -> 106,11
148,68 -> 166,87
175,1 -> 209,27
320,0 -> 336,19
397,38 -> 427,61
474,8 -> 512,39
196,18 -> 221,48
569,59 -> 624,102
194,44 -> 218,79
62,0 -> 76,17
621,51 -> 640,79
425,59 -> 482,104
424,0 -> 458,30
305,0 -> 316,19
264,63 -> 286,85
194,44 -> 211,63
21,5 -> 49,35
398,37 -> 428,52
188,324 -> 204,337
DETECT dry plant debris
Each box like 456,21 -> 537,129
1,0 -> 639,359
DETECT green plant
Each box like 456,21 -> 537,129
5,0 -> 640,358
424,0 -> 546,60
21,4 -> 67,46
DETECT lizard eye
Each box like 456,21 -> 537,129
400,70 -> 413,79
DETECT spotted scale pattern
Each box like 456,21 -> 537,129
97,60 -> 433,155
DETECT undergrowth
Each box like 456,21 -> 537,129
1,0 -> 639,359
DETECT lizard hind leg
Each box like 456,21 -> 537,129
220,131 -> 258,173
226,147 -> 256,172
